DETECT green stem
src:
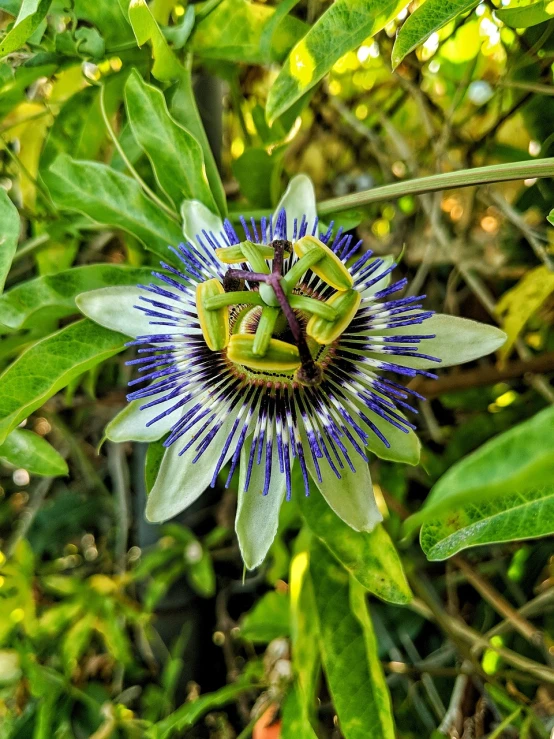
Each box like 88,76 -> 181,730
317,158 -> 554,215
229,158 -> 554,221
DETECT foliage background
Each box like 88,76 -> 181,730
0,0 -> 553,736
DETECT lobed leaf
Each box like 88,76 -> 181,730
496,0 -> 554,28
391,0 -> 480,69
0,188 -> 19,294
47,154 -> 183,261
298,477 -> 412,604
0,0 -> 53,58
421,486 -> 554,560
125,71 -> 217,213
309,539 -> 395,739
0,319 -> 126,445
266,0 -> 409,122
124,0 -> 182,81
0,265 -> 153,330
0,428 -> 68,477
407,405 -> 554,529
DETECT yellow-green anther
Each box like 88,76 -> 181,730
288,294 -> 338,321
293,235 -> 353,291
227,334 -> 301,371
239,241 -> 270,274
196,279 -> 230,351
252,307 -> 280,356
215,243 -> 275,265
307,288 -> 361,345
204,291 -> 264,310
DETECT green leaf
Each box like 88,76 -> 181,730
309,539 -> 395,739
126,0 -> 182,81
47,154 -> 183,261
284,537 -> 320,736
0,320 -> 125,445
391,0 -> 480,69
407,405 -> 554,529
192,0 -> 305,63
73,0 -> 134,44
0,265 -> 153,331
298,477 -> 412,604
0,188 -> 19,294
240,591 -> 290,642
0,0 -> 53,58
145,438 -> 166,493
0,428 -> 68,477
421,485 -> 554,560
169,64 -> 227,217
125,71 -> 217,213
155,679 -> 254,737
236,442 -> 287,570
496,0 -> 554,28
266,0 -> 409,122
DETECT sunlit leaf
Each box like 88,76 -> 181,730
47,154 -> 183,261
496,265 -> 554,362
0,188 -> 19,293
192,0 -> 305,64
125,71 -> 217,212
266,0 -> 409,122
0,0 -> 53,58
0,428 -> 68,477
0,320 -> 125,445
125,0 -> 182,81
309,539 -> 395,739
391,0 -> 480,69
421,485 -> 554,560
496,0 -> 554,28
406,405 -> 554,529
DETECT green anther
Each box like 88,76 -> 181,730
252,307 -> 280,356
204,291 -> 264,310
196,278 -> 230,351
293,235 -> 353,291
288,294 -> 338,321
307,288 -> 361,345
240,240 -> 271,274
283,249 -> 325,288
259,278 -> 289,307
228,333 -> 301,372
215,242 -> 275,265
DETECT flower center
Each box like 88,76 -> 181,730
196,235 -> 361,386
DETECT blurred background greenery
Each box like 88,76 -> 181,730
0,0 -> 554,737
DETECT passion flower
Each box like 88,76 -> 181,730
77,176 -> 506,568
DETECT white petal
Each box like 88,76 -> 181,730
304,434 -> 382,532
181,200 -> 224,246
76,286 -> 148,338
146,414 -> 238,522
274,174 -> 317,240
236,441 -> 286,570
366,314 -> 507,369
106,391 -> 192,443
